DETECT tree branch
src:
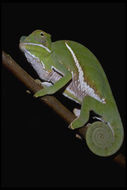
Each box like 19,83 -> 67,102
2,50 -> 125,168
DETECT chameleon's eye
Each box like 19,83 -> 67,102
40,32 -> 44,37
39,32 -> 46,44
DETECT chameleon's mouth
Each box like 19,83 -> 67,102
19,36 -> 27,51
19,42 -> 25,51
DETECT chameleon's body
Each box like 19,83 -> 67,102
19,30 -> 124,157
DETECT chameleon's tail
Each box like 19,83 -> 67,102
85,121 -> 123,157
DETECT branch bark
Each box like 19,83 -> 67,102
2,50 -> 125,168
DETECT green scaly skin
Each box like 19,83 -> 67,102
19,30 -> 124,157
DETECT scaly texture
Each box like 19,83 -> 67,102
86,121 -> 121,157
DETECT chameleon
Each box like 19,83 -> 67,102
19,30 -> 124,157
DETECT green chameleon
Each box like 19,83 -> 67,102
19,30 -> 124,157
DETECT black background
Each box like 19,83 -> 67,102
1,2 -> 126,187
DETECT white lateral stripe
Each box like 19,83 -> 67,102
23,42 -> 51,53
65,42 -> 105,104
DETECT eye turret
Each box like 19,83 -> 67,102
40,32 -> 44,36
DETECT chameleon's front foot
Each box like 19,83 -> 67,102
34,88 -> 48,98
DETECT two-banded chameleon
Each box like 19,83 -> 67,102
19,30 -> 124,157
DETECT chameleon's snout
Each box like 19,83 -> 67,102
20,36 -> 27,43
19,36 -> 27,51
19,42 -> 25,51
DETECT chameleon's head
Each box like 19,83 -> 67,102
19,30 -> 52,57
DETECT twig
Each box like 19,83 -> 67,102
2,50 -> 125,168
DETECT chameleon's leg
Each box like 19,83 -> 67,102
73,108 -> 80,117
69,95 -> 113,130
34,72 -> 72,97
69,96 -> 99,130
